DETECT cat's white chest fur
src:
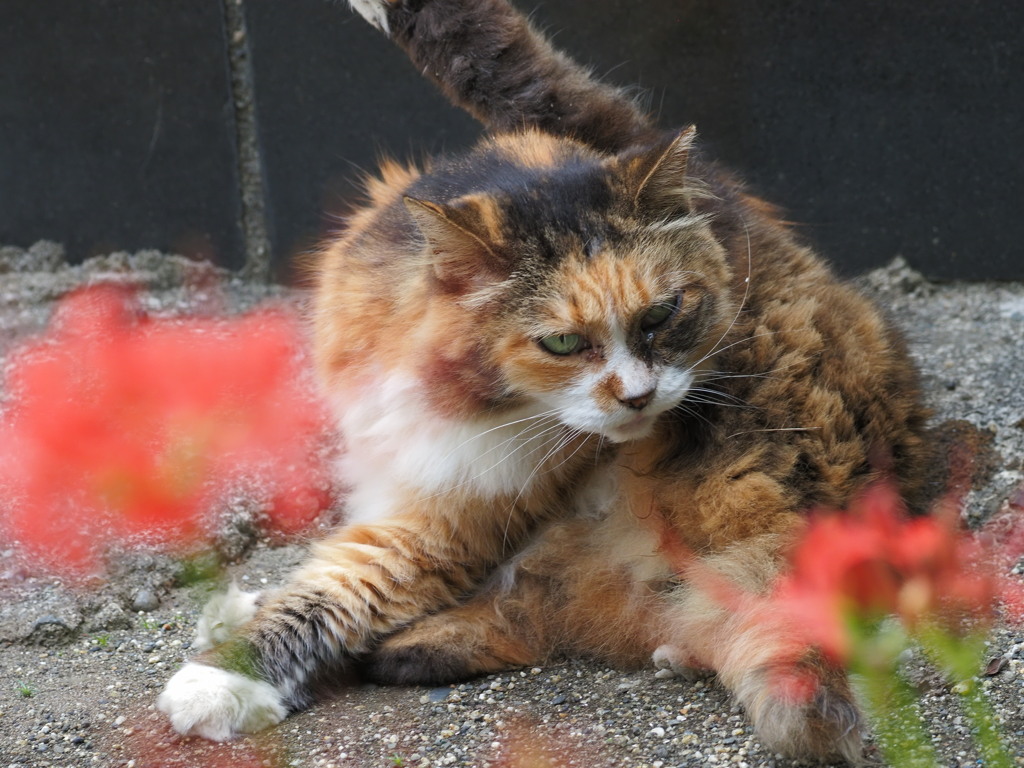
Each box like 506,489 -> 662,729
332,373 -> 567,523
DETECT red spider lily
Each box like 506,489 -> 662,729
652,480 -> 1024,676
773,483 -> 1023,663
653,482 -> 1024,766
0,285 -> 331,579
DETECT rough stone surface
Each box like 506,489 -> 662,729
0,586 -> 82,645
83,603 -> 133,634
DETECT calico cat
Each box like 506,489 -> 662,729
158,0 -> 929,761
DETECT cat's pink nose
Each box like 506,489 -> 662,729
618,388 -> 655,410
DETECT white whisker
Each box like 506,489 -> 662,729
500,427 -> 588,552
683,396 -> 754,410
674,403 -> 717,431
686,385 -> 752,407
690,327 -> 793,369
543,428 -> 593,476
415,417 -> 566,502
725,426 -> 820,440
437,407 -> 561,464
686,215 -> 754,372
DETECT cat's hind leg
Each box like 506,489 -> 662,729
664,534 -> 863,763
367,514 -> 664,685
365,576 -> 549,685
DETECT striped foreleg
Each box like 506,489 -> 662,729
157,513 -> 507,740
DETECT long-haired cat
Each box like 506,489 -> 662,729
158,0 -> 929,761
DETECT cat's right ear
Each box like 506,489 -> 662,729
614,126 -> 701,219
403,196 -> 506,291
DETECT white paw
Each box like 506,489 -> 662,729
157,662 -> 286,741
347,0 -> 392,34
194,582 -> 262,652
652,644 -> 713,681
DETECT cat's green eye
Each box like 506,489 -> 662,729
540,333 -> 583,356
640,295 -> 681,331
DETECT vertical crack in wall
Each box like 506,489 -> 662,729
223,0 -> 272,281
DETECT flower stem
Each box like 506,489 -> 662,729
918,626 -> 1013,768
852,621 -> 939,768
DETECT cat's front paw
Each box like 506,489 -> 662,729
157,662 -> 286,741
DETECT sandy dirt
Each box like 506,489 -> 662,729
1,241 -> 1023,768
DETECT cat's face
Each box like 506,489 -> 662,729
495,227 -> 732,443
403,128 -> 734,442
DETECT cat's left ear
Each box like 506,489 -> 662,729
614,126 -> 699,218
403,195 -> 506,291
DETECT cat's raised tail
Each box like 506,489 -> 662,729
345,0 -> 662,153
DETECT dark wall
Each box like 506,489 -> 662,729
2,0 -> 1021,280
244,0 -> 480,276
0,0 -> 246,269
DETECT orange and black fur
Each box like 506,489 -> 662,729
158,0 -> 929,761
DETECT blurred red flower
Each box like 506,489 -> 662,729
773,483 -> 1024,663
653,480 -> 1024,677
490,718 -> 612,767
117,707 -> 282,767
0,285 -> 330,579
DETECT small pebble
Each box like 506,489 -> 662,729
131,589 -> 159,612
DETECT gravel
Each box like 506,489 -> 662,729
0,243 -> 1022,767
